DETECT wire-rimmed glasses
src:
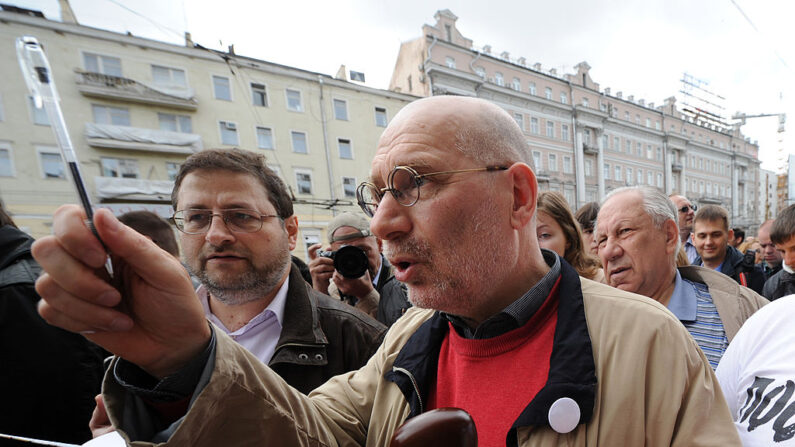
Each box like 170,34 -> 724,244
171,209 -> 280,234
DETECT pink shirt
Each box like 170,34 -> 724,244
198,278 -> 289,365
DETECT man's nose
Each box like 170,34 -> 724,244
205,214 -> 235,245
369,192 -> 411,241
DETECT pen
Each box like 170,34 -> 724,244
16,35 -> 114,278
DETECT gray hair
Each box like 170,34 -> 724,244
599,186 -> 680,252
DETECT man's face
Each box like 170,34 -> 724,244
330,226 -> 382,278
670,195 -> 694,234
177,169 -> 298,305
367,101 -> 513,320
596,191 -> 676,300
758,224 -> 783,267
775,236 -> 795,268
693,219 -> 731,266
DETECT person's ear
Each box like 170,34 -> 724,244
284,215 -> 299,251
507,163 -> 537,229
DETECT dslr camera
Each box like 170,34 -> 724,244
318,245 -> 370,279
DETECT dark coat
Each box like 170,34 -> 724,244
694,245 -> 766,295
762,268 -> 795,301
0,225 -> 105,444
270,265 -> 387,394
374,257 -> 411,327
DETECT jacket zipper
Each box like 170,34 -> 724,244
392,366 -> 423,414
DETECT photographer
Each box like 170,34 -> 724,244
309,212 -> 410,326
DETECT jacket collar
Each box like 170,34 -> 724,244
0,225 -> 34,270
385,259 -> 596,437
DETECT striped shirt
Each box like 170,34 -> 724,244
668,270 -> 729,369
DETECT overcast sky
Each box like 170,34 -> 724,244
14,0 -> 794,171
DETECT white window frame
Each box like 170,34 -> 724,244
212,75 -> 232,101
530,117 -> 539,134
374,107 -> 388,127
548,153 -> 557,171
256,126 -> 274,150
512,77 -> 521,91
545,87 -> 552,100
546,121 -> 555,138
294,168 -> 314,195
563,156 -> 572,174
529,82 -> 536,95
532,150 -> 542,170
101,157 -> 140,179
626,167 -> 633,184
337,138 -> 353,159
341,176 -> 357,198
656,173 -> 663,187
82,51 -> 122,76
614,165 -> 622,181
218,120 -> 239,146
157,112 -> 192,133
92,104 -> 131,126
291,130 -> 309,154
285,89 -> 303,112
151,64 -> 187,88
36,146 -> 65,180
560,92 -> 568,104
561,124 -> 570,142
333,98 -> 349,121
251,82 -> 268,107
0,142 -> 15,177
604,163 -> 611,180
445,56 -> 456,69
584,159 -> 592,177
494,72 -> 504,86
514,113 -> 524,130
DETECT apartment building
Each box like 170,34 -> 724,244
0,7 -> 416,257
390,10 -> 763,229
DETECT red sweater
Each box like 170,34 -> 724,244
428,281 -> 560,447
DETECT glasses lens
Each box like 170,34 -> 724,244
390,167 -> 419,206
357,183 -> 380,217
225,209 -> 261,232
180,210 -> 212,233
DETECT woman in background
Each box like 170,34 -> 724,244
537,192 -> 605,282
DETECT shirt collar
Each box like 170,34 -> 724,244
372,255 -> 384,287
668,269 -> 697,322
198,276 -> 290,334
445,249 -> 561,339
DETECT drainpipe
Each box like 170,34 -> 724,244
318,76 -> 337,215
422,35 -> 438,96
569,81 -> 586,207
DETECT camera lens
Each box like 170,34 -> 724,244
333,245 -> 369,279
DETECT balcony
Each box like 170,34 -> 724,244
671,162 -> 683,172
737,174 -> 747,184
535,170 -> 551,182
85,123 -> 202,155
582,143 -> 598,155
94,177 -> 174,202
75,71 -> 198,110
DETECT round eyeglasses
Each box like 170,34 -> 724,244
356,165 -> 508,218
171,209 -> 281,234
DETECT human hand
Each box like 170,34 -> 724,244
308,243 -> 333,294
33,205 -> 210,378
89,394 -> 115,439
333,269 -> 374,298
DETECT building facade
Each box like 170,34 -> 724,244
0,8 -> 416,258
390,10 -> 763,229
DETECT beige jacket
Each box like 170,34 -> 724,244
106,278 -> 740,446
678,265 -> 768,341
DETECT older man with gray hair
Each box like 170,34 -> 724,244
596,186 -> 767,368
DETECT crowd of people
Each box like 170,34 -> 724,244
3,95 -> 795,446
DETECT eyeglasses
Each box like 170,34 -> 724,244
171,209 -> 281,234
677,204 -> 697,213
356,165 -> 508,217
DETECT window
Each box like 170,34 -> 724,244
29,96 -> 49,126
637,169 -> 643,184
614,166 -> 622,181
101,157 -> 139,178
512,78 -> 521,91
286,89 -> 303,111
647,171 -> 653,185
513,113 -> 524,130
532,151 -> 541,170
545,87 -> 552,100
218,121 -> 239,146
560,92 -> 568,104
647,145 -> 653,159
342,177 -> 357,198
583,129 -> 592,146
563,156 -> 572,174
83,53 -> 122,76
625,139 -> 631,153
166,162 -> 180,181
158,113 -> 192,133
530,117 -> 539,134
494,72 -> 504,86
561,124 -> 570,141
625,111 -> 630,120
38,150 -> 65,179
445,57 -> 456,69
0,145 -> 13,177
291,131 -> 308,153
333,99 -> 348,120
600,102 -> 607,112
374,107 -> 388,127
475,66 -> 485,78
256,127 -> 274,150
635,115 -> 641,125
604,163 -> 611,180
529,82 -> 536,95
93,105 -> 130,126
151,65 -> 186,87
338,138 -> 352,159
548,154 -> 557,171
626,167 -> 633,184
614,136 -> 620,151
295,170 -> 313,195
656,147 -> 662,161
655,121 -> 661,130
656,173 -> 663,187
546,121 -> 555,138
582,97 -> 589,107
645,118 -> 651,128
251,83 -> 268,107
212,75 -> 231,101
585,159 -> 592,176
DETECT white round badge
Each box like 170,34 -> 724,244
548,397 -> 581,434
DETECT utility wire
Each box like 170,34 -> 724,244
728,0 -> 791,70
104,0 -> 185,41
